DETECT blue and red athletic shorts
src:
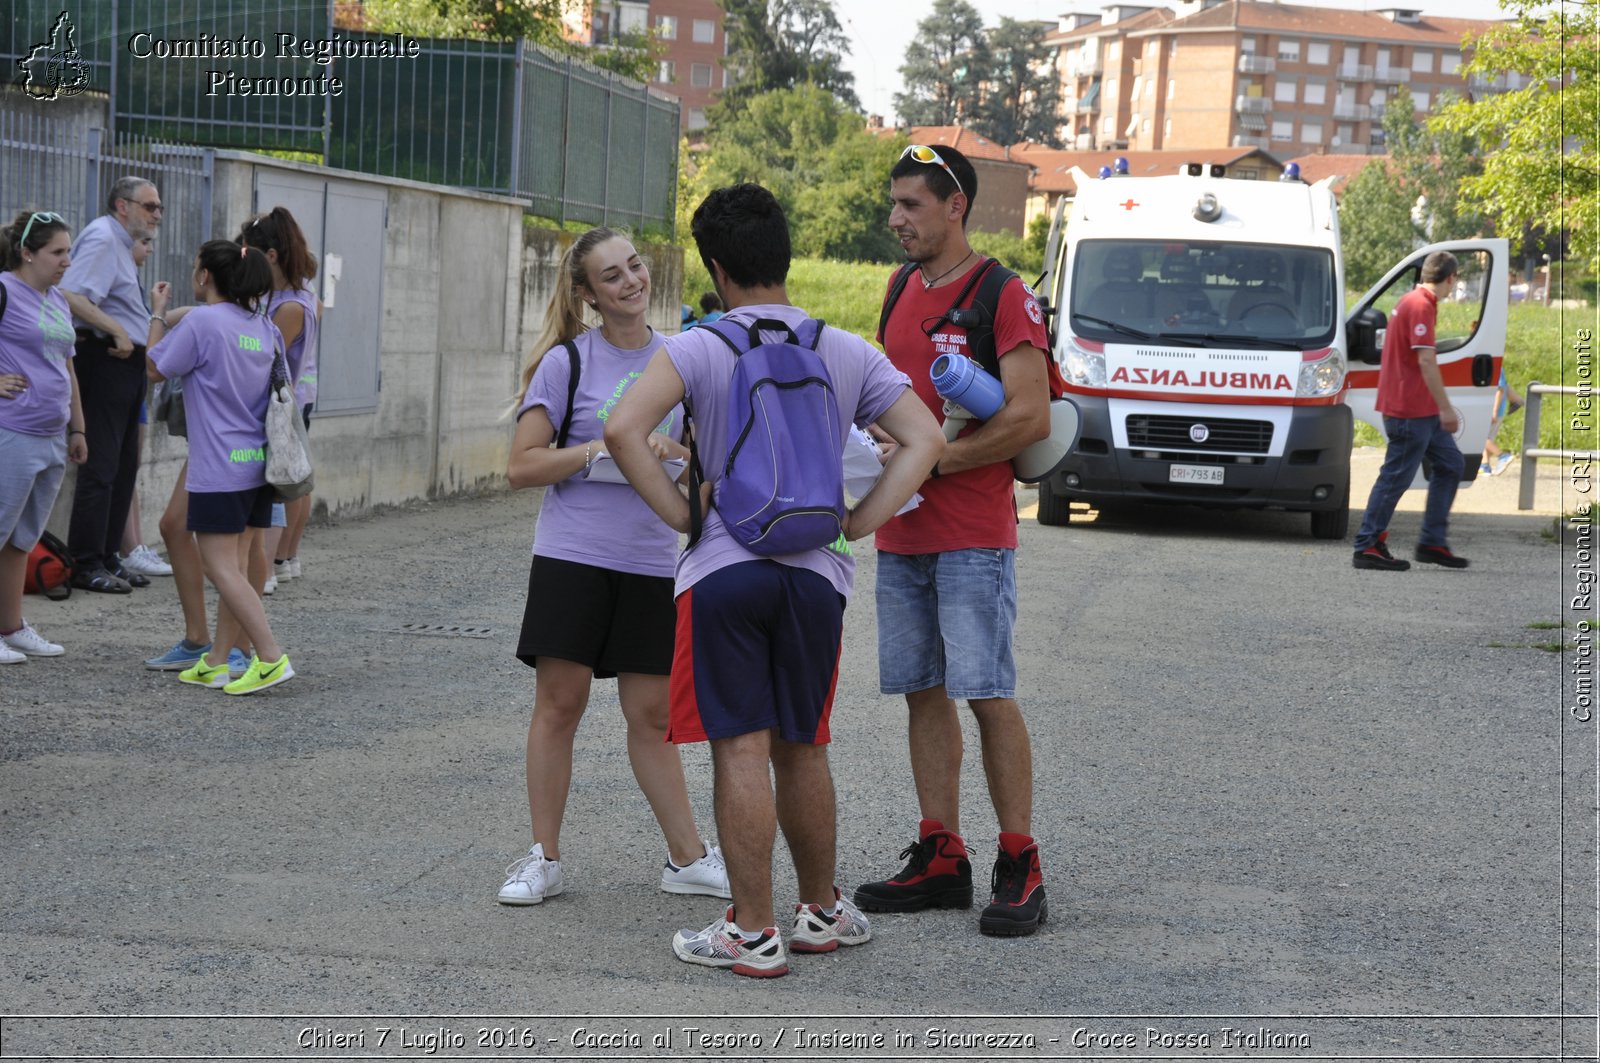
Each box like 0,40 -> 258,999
668,559 -> 844,745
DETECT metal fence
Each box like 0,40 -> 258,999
5,3 -> 681,233
0,102 -> 214,300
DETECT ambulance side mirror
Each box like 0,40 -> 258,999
1348,308 -> 1385,364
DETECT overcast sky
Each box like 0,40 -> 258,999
837,0 -> 1516,124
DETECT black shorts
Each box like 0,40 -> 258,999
516,555 -> 675,678
188,485 -> 274,534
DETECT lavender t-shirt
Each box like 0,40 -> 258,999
666,304 -> 912,600
0,274 -> 76,437
150,303 -> 281,493
267,284 -> 319,407
518,327 -> 682,578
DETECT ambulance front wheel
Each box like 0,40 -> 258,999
1309,481 -> 1350,539
1037,476 -> 1074,526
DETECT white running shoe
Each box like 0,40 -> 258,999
672,906 -> 788,978
3,621 -> 64,657
121,544 -> 173,577
0,640 -> 26,665
288,557 -> 302,579
790,887 -> 873,953
498,843 -> 563,905
262,576 -> 277,596
661,842 -> 732,898
273,560 -> 293,582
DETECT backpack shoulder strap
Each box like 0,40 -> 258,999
554,340 -> 580,449
958,258 -> 1018,378
0,276 -> 8,325
876,263 -> 919,345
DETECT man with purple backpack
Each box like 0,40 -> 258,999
606,183 -> 943,978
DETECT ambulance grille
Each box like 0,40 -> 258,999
1126,414 -> 1273,454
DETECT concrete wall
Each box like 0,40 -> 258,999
52,154 -> 683,540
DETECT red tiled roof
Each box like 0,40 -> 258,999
1136,0 -> 1501,46
1044,7 -> 1173,45
1281,152 -> 1399,195
899,126 -> 1032,167
1015,146 -> 1284,194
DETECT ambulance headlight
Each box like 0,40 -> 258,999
1059,335 -> 1106,388
1297,348 -> 1345,398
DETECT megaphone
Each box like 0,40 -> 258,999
929,354 -> 1080,484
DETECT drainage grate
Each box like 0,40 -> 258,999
395,622 -> 496,639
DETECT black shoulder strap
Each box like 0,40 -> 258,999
0,278 -> 8,324
964,259 -> 1018,378
555,340 -> 580,449
876,263 -> 919,345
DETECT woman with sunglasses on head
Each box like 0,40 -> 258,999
238,207 -> 320,587
496,226 -> 728,906
0,211 -> 87,663
146,240 -> 293,695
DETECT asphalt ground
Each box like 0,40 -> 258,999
1,451 -> 1593,1061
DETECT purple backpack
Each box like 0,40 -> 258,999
686,316 -> 846,555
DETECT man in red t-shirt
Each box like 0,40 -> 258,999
853,144 -> 1055,936
1352,251 -> 1469,570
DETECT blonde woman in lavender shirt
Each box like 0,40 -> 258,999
0,211 -> 86,664
495,226 -> 728,907
147,240 -> 293,696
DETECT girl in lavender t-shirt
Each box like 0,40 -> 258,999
0,211 -> 86,662
147,240 -> 293,696
241,207 -> 321,583
494,227 -> 728,907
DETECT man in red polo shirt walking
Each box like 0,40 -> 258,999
1352,250 -> 1469,571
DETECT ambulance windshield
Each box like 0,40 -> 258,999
1069,240 -> 1337,348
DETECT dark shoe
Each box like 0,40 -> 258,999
1415,544 -> 1470,568
1352,543 -> 1410,571
109,560 -> 150,588
854,819 -> 973,912
979,836 -> 1047,937
71,566 -> 132,594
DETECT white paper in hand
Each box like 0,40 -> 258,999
584,452 -> 686,485
843,425 -> 920,516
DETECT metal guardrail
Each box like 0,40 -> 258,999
1519,382 -> 1598,511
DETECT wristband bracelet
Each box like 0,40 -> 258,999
584,440 -> 594,475
68,430 -> 85,437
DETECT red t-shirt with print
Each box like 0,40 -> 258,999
1376,284 -> 1440,418
874,260 -> 1051,554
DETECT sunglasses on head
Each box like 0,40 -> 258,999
900,144 -> 967,201
19,211 -> 65,247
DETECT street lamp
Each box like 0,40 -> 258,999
1541,253 -> 1552,305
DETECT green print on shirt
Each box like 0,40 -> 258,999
237,335 -> 262,351
595,371 -> 677,435
229,447 -> 265,464
36,302 -> 75,356
826,531 -> 852,557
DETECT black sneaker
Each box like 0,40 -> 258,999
1352,544 -> 1410,571
854,819 -> 973,912
1414,544 -> 1470,568
978,843 -> 1047,937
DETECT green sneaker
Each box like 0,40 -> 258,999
179,656 -> 231,688
224,654 -> 294,696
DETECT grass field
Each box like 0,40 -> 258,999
688,258 -> 1591,453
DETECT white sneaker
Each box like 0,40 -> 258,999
288,557 -> 302,579
273,560 -> 293,582
262,576 -> 277,596
661,842 -> 732,898
672,906 -> 789,977
3,621 -> 63,657
497,843 -> 563,905
790,887 -> 873,953
0,640 -> 26,665
121,544 -> 173,577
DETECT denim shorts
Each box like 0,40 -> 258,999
875,547 -> 1017,700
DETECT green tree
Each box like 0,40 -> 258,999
895,0 -> 988,127
1382,94 -> 1483,244
1339,158 -> 1415,291
681,84 -> 905,262
718,0 -> 859,113
974,17 -> 1061,147
1434,0 -> 1599,271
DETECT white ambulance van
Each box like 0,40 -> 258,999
1037,163 -> 1506,537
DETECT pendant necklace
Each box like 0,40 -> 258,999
920,250 -> 975,289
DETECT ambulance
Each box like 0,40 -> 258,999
1036,162 -> 1507,537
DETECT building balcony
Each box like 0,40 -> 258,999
1070,53 -> 1102,76
1232,133 -> 1270,149
1337,64 -> 1375,81
1372,66 -> 1411,84
1235,96 -> 1272,114
1330,143 -> 1378,154
1332,101 -> 1372,120
1237,54 -> 1275,75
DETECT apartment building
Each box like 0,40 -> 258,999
562,0 -> 726,131
1045,0 -> 1514,156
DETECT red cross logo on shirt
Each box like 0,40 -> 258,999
1120,199 -> 1140,211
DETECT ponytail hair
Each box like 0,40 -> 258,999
198,239 -> 273,312
0,210 -> 72,272
237,206 -> 318,288
512,225 -> 623,409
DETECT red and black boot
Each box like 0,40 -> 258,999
978,833 -> 1047,936
853,819 -> 974,912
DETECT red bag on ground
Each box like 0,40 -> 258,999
23,531 -> 72,600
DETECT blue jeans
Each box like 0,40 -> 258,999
875,548 -> 1017,700
1353,414 -> 1463,550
